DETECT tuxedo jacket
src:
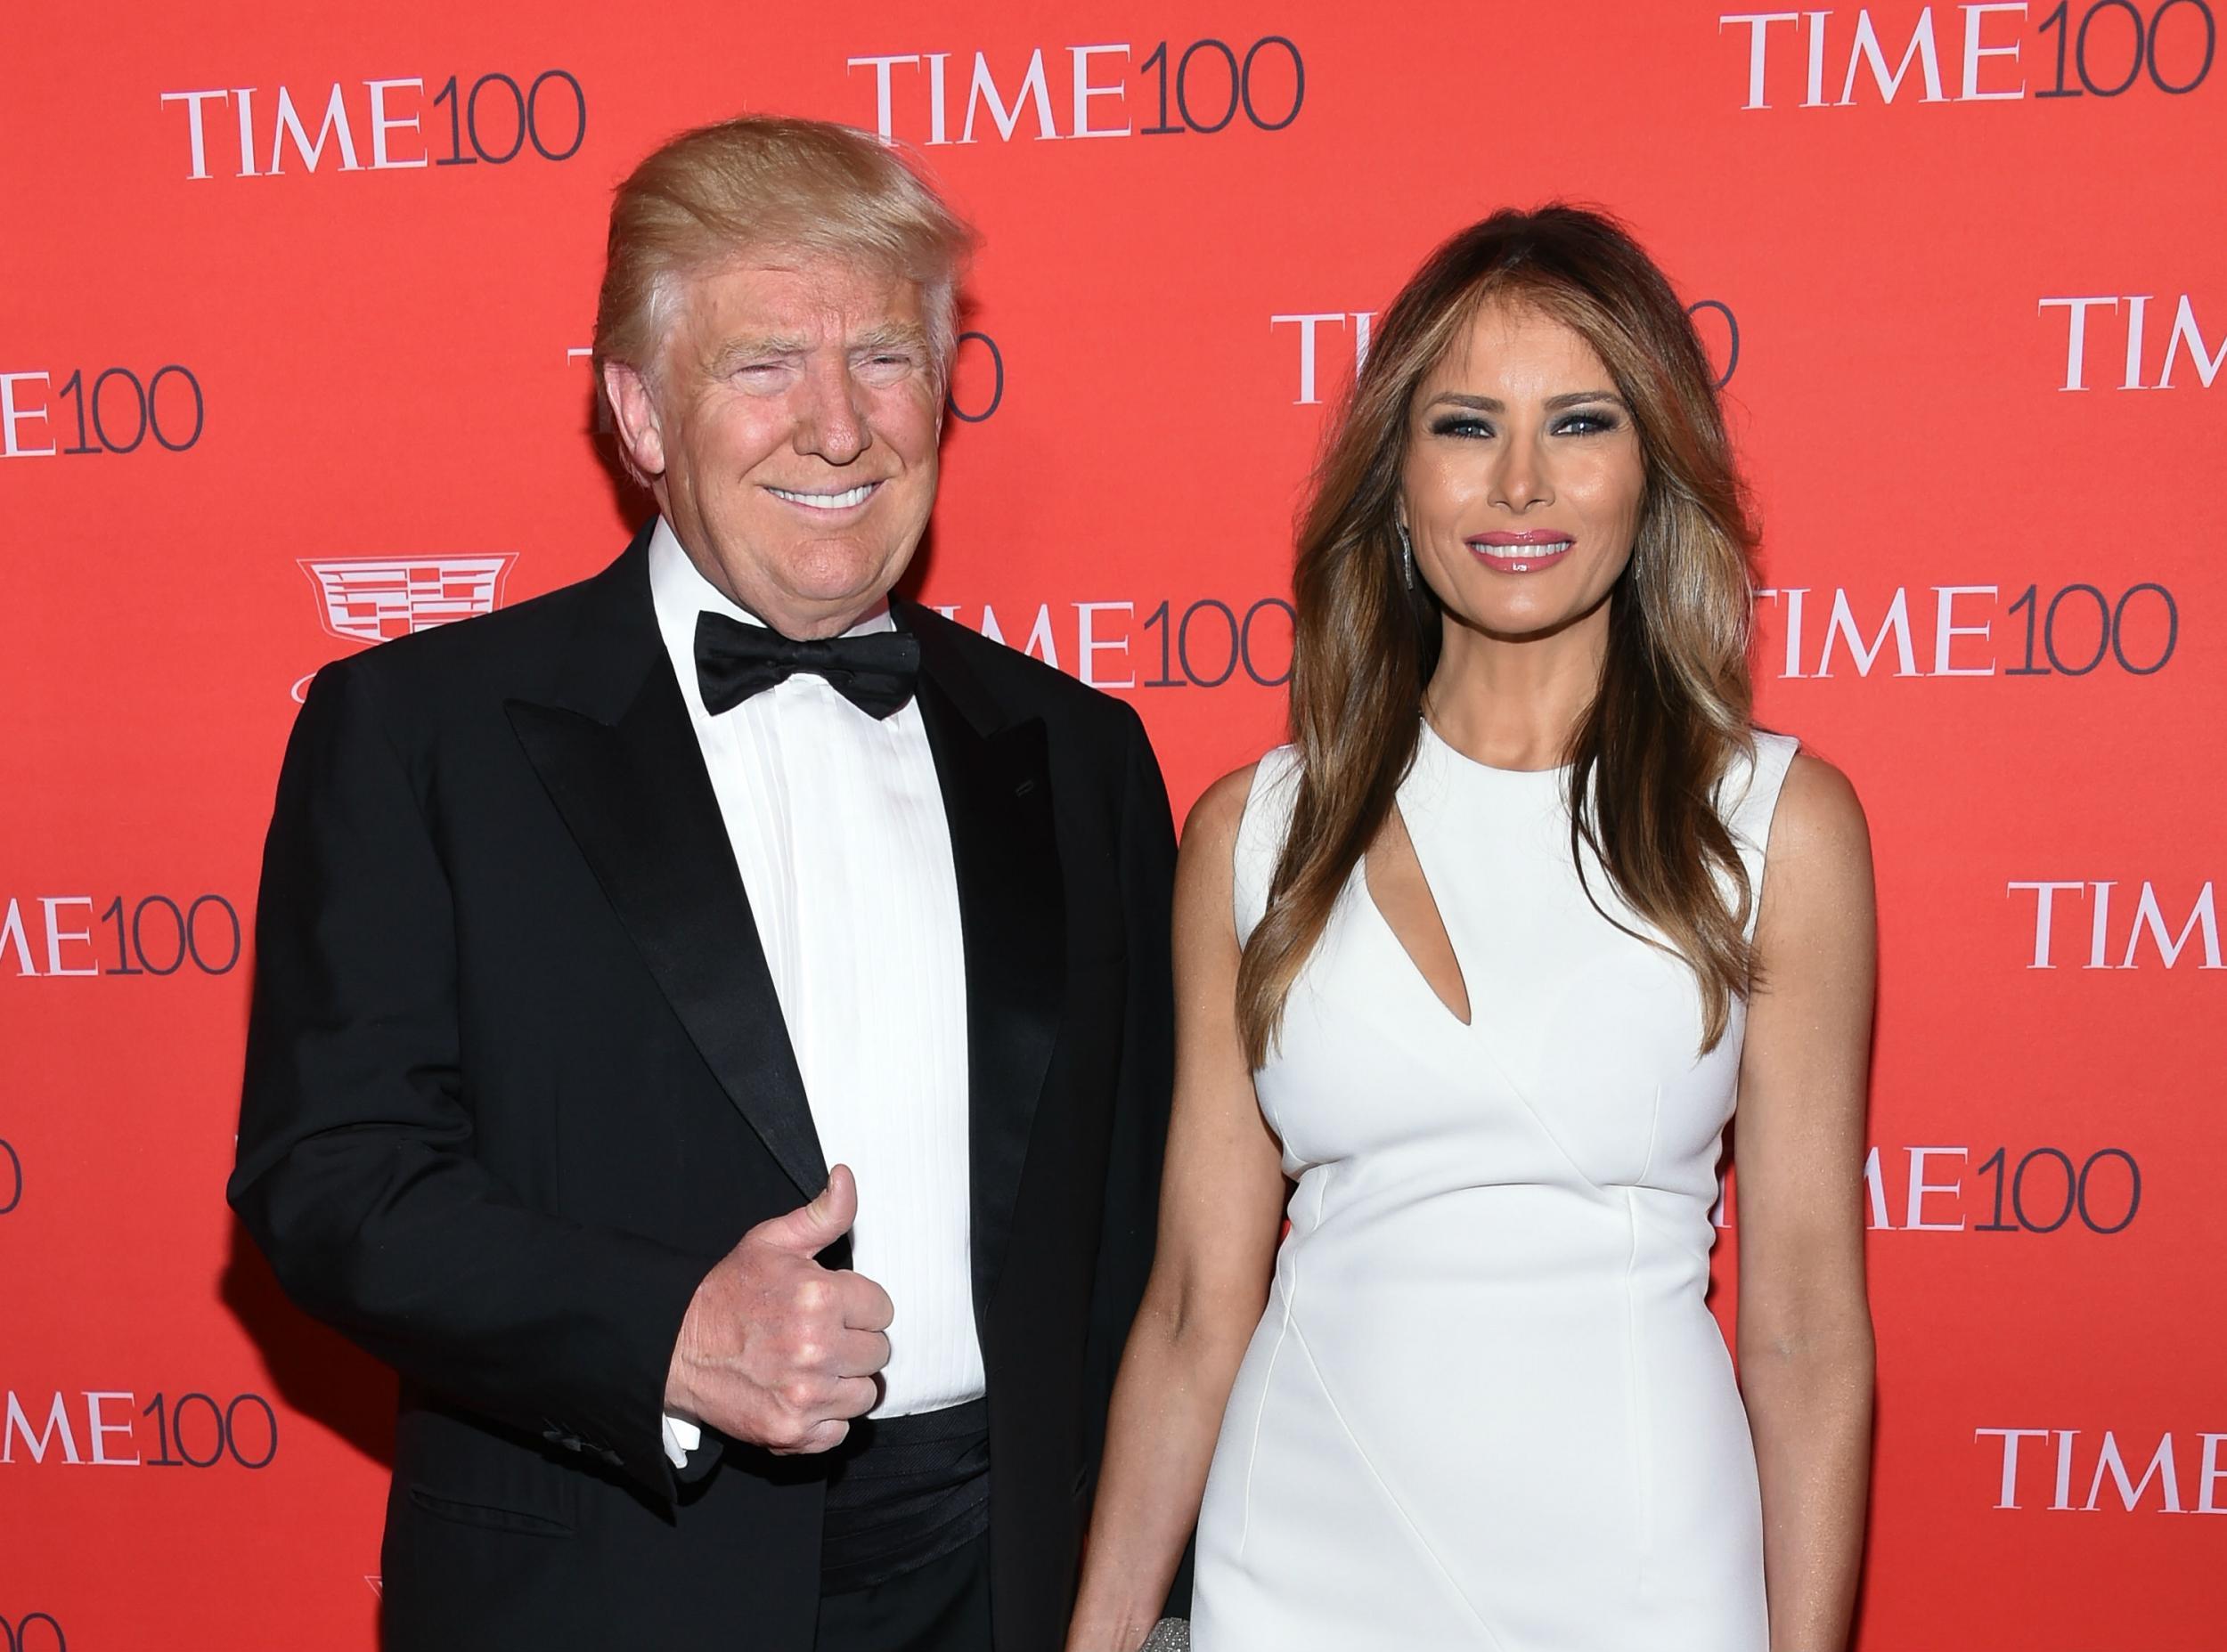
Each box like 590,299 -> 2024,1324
229,523 -> 1179,1651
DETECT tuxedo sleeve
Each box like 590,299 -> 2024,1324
1083,710 -> 1178,1467
227,661 -> 709,1502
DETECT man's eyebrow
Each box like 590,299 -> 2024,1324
704,326 -> 927,371
706,335 -> 809,372
848,322 -> 931,354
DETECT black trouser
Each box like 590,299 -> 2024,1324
815,1533 -> 991,1652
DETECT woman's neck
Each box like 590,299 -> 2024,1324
1423,602 -> 1609,770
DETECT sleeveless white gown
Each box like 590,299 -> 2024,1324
1191,720 -> 1799,1651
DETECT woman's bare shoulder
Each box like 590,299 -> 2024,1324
1182,761 -> 1265,852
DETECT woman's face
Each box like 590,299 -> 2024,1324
1399,301 -> 1646,645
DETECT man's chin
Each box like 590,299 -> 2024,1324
767,568 -> 909,638
689,535 -> 898,631
785,541 -> 918,603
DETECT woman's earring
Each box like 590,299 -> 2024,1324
1396,522 -> 1416,590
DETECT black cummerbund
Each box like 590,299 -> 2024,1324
819,1398 -> 991,1595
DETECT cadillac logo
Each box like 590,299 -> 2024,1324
299,556 -> 517,646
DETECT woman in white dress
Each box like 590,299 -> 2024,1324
1066,208 -> 1875,1651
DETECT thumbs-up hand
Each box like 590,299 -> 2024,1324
665,1164 -> 894,1454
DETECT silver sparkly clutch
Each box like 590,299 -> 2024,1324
1139,1620 -> 1190,1651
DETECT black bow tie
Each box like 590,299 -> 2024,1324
693,610 -> 921,720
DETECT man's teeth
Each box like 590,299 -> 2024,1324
769,484 -> 877,509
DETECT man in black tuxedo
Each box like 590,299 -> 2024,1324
229,115 -> 1177,1652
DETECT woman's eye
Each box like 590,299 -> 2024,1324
1428,409 -> 1623,437
1430,416 -> 1493,439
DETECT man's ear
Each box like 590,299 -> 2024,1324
602,360 -> 666,481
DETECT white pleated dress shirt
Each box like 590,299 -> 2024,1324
648,518 -> 982,1466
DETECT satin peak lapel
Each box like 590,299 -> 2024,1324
909,630 -> 1067,1324
505,551 -> 828,1204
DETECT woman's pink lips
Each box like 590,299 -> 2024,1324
1466,532 -> 1575,570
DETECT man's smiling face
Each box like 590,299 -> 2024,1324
605,253 -> 942,639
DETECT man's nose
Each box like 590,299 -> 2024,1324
793,358 -> 870,465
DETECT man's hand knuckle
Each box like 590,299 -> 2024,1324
765,1410 -> 807,1446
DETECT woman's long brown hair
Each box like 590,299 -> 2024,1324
1236,206 -> 1761,1066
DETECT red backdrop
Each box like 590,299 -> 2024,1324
4,2 -> 2222,1646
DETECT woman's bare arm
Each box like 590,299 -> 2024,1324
1065,766 -> 1292,1651
1734,753 -> 1879,1652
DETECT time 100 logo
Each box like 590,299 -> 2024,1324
0,1614 -> 67,1652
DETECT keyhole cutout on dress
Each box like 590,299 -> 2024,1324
1363,804 -> 1472,1028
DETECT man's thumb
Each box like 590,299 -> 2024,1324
763,1163 -> 857,1254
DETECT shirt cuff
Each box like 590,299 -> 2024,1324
661,1412 -> 703,1469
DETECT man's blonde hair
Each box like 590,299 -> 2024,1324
592,115 -> 975,395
